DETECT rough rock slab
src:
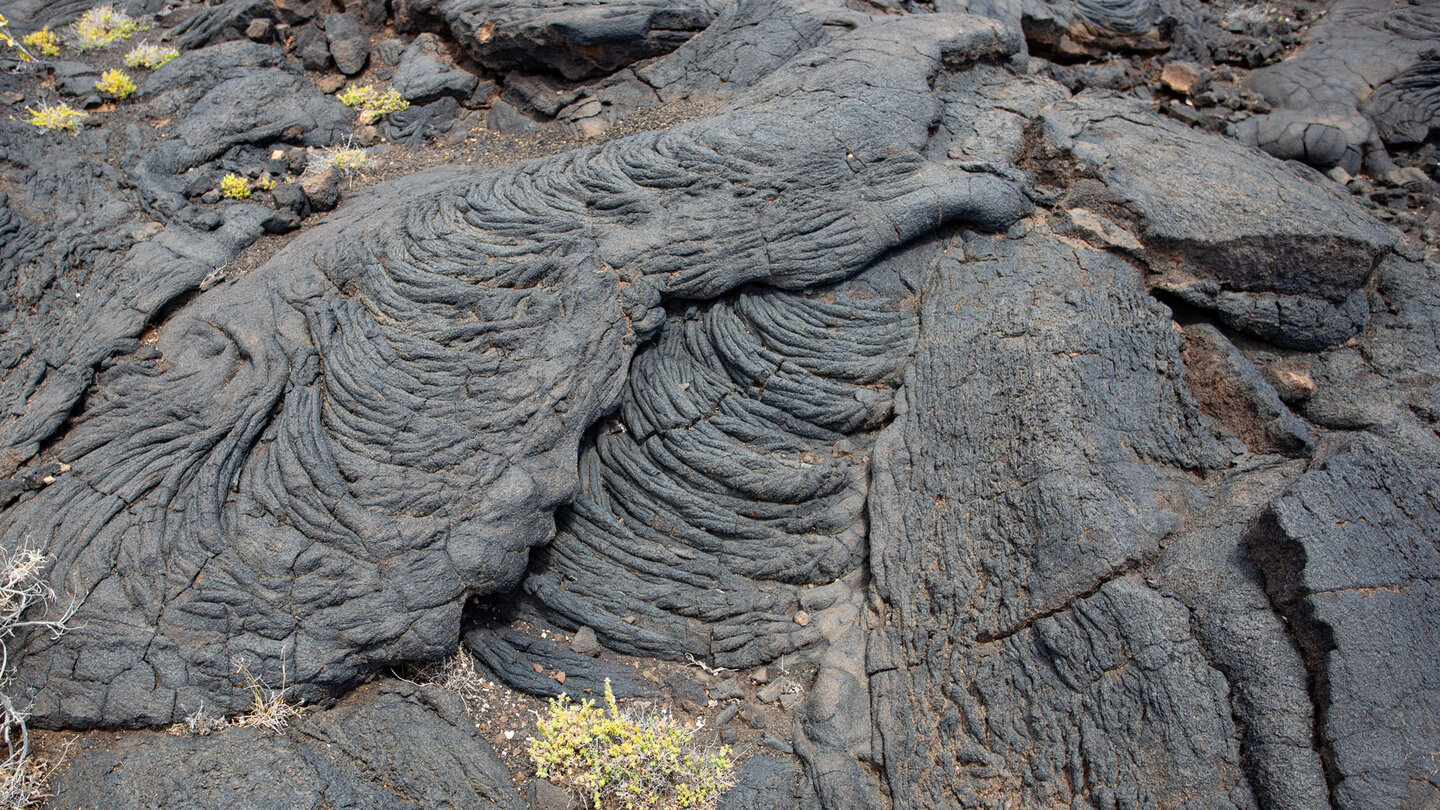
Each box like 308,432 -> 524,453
1154,457 -> 1331,810
5,13 -> 1030,728
1030,92 -> 1396,349
43,682 -> 527,810
522,245 -> 932,671
0,41 -> 345,483
397,0 -> 718,80
1248,437 -> 1440,810
1361,55 -> 1440,145
1019,0 -> 1202,59
392,32 -> 479,102
462,616 -> 665,700
1239,0 -> 1440,169
325,11 -> 371,75
866,223 -> 1246,808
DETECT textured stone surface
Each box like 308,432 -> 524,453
325,12 -> 371,76
396,0 -> 717,80
4,13 -> 1030,728
392,32 -> 480,102
1248,437 -> 1440,810
1,1 -> 1437,808
865,223 -> 1246,809
43,682 -> 528,810
1239,0 -> 1440,170
1028,92 -> 1396,349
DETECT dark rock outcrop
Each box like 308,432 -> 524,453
1238,0 -> 1440,171
1248,437 -> 1440,810
1,2 -> 1437,809
5,13 -> 1030,727
866,223 -> 1245,808
396,0 -> 718,80
44,682 -> 528,810
1026,92 -> 1396,349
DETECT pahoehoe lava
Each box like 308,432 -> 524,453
0,0 -> 1438,807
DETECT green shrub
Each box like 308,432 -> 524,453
220,173 -> 251,200
124,43 -> 178,69
21,27 -> 60,57
336,84 -> 373,107
529,679 -> 734,810
75,5 -> 143,49
95,68 -> 137,99
336,84 -> 409,118
25,102 -> 86,132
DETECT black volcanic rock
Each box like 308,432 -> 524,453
1027,92 -> 1396,349
392,32 -> 480,102
1248,437 -> 1440,809
44,682 -> 527,810
397,0 -> 718,80
1,1 -> 1438,808
1237,0 -> 1440,171
4,12 -> 1030,727
325,11 -> 370,76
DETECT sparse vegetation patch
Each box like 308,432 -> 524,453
95,69 -> 137,100
75,5 -> 143,49
24,102 -> 87,133
337,84 -> 409,118
0,547 -> 77,808
21,27 -> 59,58
230,658 -> 303,732
220,173 -> 252,199
124,43 -> 178,69
529,679 -> 734,810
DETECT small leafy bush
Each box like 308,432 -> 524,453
95,69 -> 136,99
25,102 -> 86,132
317,143 -> 366,174
75,5 -> 143,49
529,679 -> 734,810
336,84 -> 372,107
367,89 -> 408,116
220,173 -> 251,199
124,43 -> 177,69
21,27 -> 59,57
337,84 -> 408,117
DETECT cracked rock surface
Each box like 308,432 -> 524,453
0,0 -> 1437,808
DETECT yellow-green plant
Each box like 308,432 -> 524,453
124,43 -> 177,68
220,173 -> 251,200
322,145 -> 366,174
95,68 -> 137,99
529,679 -> 734,810
22,27 -> 59,57
366,88 -> 408,116
24,102 -> 86,132
75,5 -> 143,49
0,13 -> 36,61
337,84 -> 409,117
336,84 -> 373,107
254,175 -> 275,192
